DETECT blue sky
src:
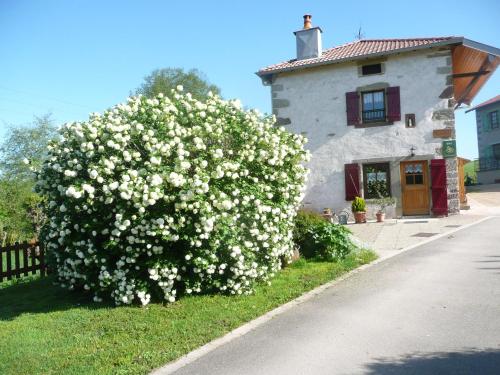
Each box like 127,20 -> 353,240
0,0 -> 499,159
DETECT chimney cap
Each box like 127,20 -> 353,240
303,14 -> 312,29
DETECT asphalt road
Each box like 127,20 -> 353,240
172,217 -> 500,375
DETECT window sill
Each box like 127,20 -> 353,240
358,72 -> 385,78
355,121 -> 394,128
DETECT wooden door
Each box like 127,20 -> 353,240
400,160 -> 430,215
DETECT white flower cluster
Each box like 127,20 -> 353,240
36,88 -> 309,305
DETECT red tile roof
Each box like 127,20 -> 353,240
258,37 -> 459,75
465,95 -> 500,112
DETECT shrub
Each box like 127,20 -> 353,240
351,196 -> 366,212
35,88 -> 309,305
307,222 -> 354,261
292,209 -> 326,245
293,210 -> 354,261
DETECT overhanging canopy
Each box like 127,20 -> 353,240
452,39 -> 500,106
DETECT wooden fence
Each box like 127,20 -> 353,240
0,241 -> 47,282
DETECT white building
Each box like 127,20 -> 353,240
257,15 -> 500,218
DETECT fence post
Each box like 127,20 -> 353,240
31,242 -> 37,275
40,243 -> 46,277
6,243 -> 12,280
22,242 -> 29,277
0,246 -> 3,282
14,242 -> 20,279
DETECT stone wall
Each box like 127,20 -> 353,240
446,158 -> 460,215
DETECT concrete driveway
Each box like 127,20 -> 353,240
169,217 -> 500,375
465,184 -> 500,216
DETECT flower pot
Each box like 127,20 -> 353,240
322,208 -> 333,222
376,212 -> 385,222
353,211 -> 366,224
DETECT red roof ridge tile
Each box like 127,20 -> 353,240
357,36 -> 458,42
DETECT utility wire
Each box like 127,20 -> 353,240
0,85 -> 95,110
0,95 -> 80,114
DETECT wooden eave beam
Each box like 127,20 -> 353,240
452,70 -> 490,78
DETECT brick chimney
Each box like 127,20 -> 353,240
294,14 -> 322,60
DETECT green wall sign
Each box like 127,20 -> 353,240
442,140 -> 457,158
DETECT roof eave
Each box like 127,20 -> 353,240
257,37 -> 465,77
465,99 -> 500,113
462,38 -> 500,57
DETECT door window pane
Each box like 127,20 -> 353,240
404,162 -> 425,185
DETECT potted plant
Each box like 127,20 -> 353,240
322,207 -> 333,222
351,197 -> 366,224
373,197 -> 396,222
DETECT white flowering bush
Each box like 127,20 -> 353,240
35,87 -> 309,305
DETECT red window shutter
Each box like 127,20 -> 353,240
346,92 -> 360,125
345,163 -> 360,201
430,159 -> 448,216
386,86 -> 401,122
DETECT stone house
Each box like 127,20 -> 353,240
465,95 -> 500,185
257,15 -> 500,218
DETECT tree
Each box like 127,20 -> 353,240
0,113 -> 57,181
0,179 -> 39,244
0,114 -> 56,242
134,68 -> 221,101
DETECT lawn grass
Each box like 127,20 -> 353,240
0,249 -> 377,375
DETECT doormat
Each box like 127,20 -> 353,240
404,221 -> 429,224
445,225 -> 461,228
412,232 -> 438,237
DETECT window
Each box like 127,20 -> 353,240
404,162 -> 424,185
361,63 -> 382,76
362,90 -> 385,122
363,163 -> 391,199
493,143 -> 500,160
490,111 -> 499,129
406,113 -> 416,128
346,86 -> 400,126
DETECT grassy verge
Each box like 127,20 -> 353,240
0,249 -> 377,375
